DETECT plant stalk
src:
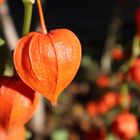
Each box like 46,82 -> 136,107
37,0 -> 47,34
22,1 -> 33,36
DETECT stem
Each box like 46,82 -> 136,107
22,1 -> 33,36
100,12 -> 122,74
30,95 -> 46,139
120,83 -> 129,109
119,36 -> 140,73
37,0 -> 47,34
0,3 -> 18,50
132,36 -> 140,58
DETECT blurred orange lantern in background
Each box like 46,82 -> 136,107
0,76 -> 38,131
112,112 -> 138,139
101,92 -> 118,109
111,47 -> 123,61
96,75 -> 109,88
86,102 -> 98,117
0,0 -> 4,5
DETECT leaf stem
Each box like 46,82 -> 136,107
37,0 -> 47,34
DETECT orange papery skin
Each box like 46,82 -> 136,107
112,112 -> 138,139
14,29 -> 81,104
0,76 -> 39,131
0,126 -> 26,140
0,0 -> 4,4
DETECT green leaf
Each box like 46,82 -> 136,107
0,38 -> 5,46
51,129 -> 69,140
106,134 -> 119,140
3,58 -> 14,77
26,130 -> 32,140
135,132 -> 140,140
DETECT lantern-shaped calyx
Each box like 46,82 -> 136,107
13,0 -> 81,105
0,126 -> 26,140
0,76 -> 38,131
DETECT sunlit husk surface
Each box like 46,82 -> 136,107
14,29 -> 81,104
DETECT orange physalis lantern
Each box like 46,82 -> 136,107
0,0 -> 4,5
0,76 -> 38,131
0,126 -> 26,140
112,112 -> 138,139
13,0 -> 81,105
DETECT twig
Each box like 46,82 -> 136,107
0,2 -> 18,51
100,9 -> 122,74
30,95 -> 46,140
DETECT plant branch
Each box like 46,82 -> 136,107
22,0 -> 34,36
0,3 -> 18,50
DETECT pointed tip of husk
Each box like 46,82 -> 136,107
51,100 -> 58,107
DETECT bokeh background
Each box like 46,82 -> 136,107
1,0 -> 140,139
